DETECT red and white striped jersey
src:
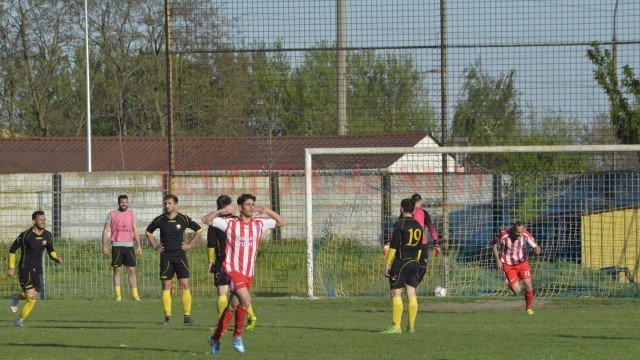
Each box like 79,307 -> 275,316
491,228 -> 538,265
212,216 -> 276,277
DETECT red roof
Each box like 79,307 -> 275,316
0,133 -> 434,173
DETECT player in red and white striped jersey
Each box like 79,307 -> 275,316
203,193 -> 285,354
491,221 -> 541,315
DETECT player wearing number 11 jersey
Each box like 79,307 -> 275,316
382,198 -> 428,334
491,221 -> 541,314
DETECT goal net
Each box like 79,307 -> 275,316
304,145 -> 640,298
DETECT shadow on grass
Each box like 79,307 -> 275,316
7,342 -> 196,354
557,334 -> 638,340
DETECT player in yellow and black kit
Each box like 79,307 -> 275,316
382,198 -> 427,334
208,195 -> 232,320
146,195 -> 202,326
7,211 -> 63,327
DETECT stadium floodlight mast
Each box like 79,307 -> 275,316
84,0 -> 92,172
303,144 -> 640,298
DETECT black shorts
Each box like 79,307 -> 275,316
19,267 -> 43,293
211,260 -> 230,287
111,246 -> 137,268
160,252 -> 190,280
417,256 -> 429,285
389,260 -> 420,290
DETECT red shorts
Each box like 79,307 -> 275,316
502,261 -> 531,286
228,271 -> 253,291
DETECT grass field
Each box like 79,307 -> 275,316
2,296 -> 639,359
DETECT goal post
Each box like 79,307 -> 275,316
304,145 -> 640,298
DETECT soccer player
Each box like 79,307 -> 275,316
383,194 -> 440,281
101,195 -> 143,301
491,221 -> 542,315
203,193 -> 286,355
205,195 -> 258,330
7,211 -> 63,327
410,193 -> 440,284
382,199 -> 427,334
145,194 -> 203,325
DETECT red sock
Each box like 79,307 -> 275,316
213,309 -> 234,340
233,306 -> 248,337
525,290 -> 534,310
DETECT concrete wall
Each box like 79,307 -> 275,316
0,171 -> 495,245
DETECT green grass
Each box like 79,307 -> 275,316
2,297 -> 639,359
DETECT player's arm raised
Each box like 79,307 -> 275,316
202,204 -> 238,225
254,205 -> 286,228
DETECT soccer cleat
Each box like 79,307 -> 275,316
209,336 -> 221,355
381,326 -> 402,334
184,316 -> 195,325
10,293 -> 19,313
526,309 -> 535,315
246,315 -> 257,330
133,296 -> 141,301
407,328 -> 415,334
14,318 -> 24,327
163,316 -> 172,325
115,296 -> 122,302
232,336 -> 245,353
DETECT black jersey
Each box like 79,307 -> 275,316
146,212 -> 202,253
207,226 -> 226,264
9,227 -> 55,269
389,216 -> 426,262
206,215 -> 235,263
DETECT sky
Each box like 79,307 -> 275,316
211,0 -> 640,127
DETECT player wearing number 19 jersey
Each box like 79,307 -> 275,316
382,199 -> 428,334
491,221 -> 541,314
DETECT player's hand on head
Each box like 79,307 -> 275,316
222,204 -> 238,215
253,205 -> 266,213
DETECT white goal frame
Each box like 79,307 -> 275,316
304,144 -> 640,298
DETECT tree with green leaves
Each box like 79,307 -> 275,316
453,59 -> 521,147
283,41 -> 435,135
586,43 -> 640,145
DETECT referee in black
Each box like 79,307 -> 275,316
146,194 -> 203,325
382,198 -> 427,334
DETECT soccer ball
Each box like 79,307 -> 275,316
434,286 -> 447,297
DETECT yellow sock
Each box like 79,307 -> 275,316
392,296 -> 403,329
408,296 -> 418,329
115,286 -> 121,298
181,289 -> 192,316
217,296 -> 228,318
162,290 -> 172,317
132,288 -> 139,299
20,299 -> 36,319
18,291 -> 28,300
247,303 -> 255,318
